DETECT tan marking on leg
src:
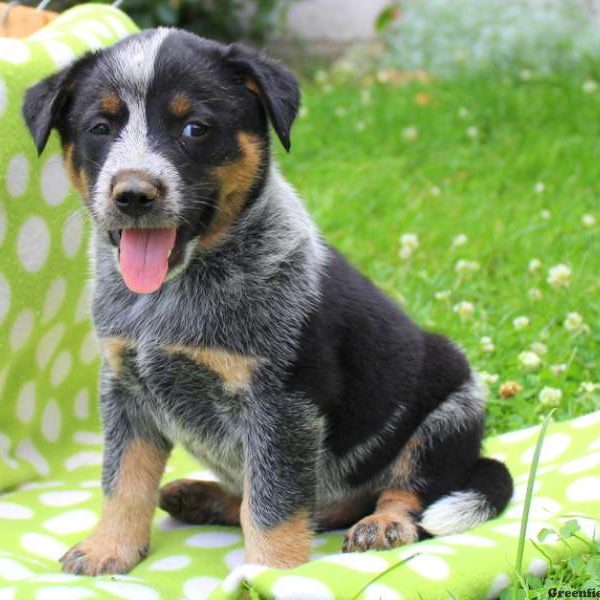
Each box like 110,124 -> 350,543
199,132 -> 263,249
159,479 -> 241,526
343,489 -> 421,553
61,440 -> 169,576
165,344 -> 257,393
100,92 -> 121,115
101,338 -> 131,374
241,480 -> 311,568
169,94 -> 193,118
392,434 -> 422,483
64,143 -> 88,199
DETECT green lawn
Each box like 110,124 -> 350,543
278,70 -> 600,595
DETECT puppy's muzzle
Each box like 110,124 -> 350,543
111,170 -> 164,218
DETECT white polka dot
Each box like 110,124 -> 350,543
74,389 -> 90,420
0,202 -> 6,246
0,39 -> 31,64
62,211 -> 85,258
79,331 -> 99,364
42,400 -> 62,442
184,469 -> 219,482
19,480 -> 63,491
497,426 -> 538,444
81,20 -> 112,38
520,433 -> 571,465
105,15 -> 130,37
33,575 -> 81,584
37,323 -> 66,368
364,583 -> 403,600
221,565 -> 267,593
516,464 -> 557,482
567,476 -> 600,502
405,553 -> 450,580
0,273 -> 9,325
75,283 -> 92,323
224,548 -> 245,569
272,576 -> 334,600
186,531 -> 241,548
0,557 -> 32,581
16,381 -> 36,423
6,154 -> 29,197
0,502 -> 33,519
35,586 -> 95,600
0,588 -> 15,600
80,480 -> 101,489
21,532 -> 67,560
43,278 -> 67,323
0,76 -> 6,119
74,31 -> 102,49
18,216 -> 51,272
73,432 -> 103,445
40,490 -> 92,507
506,497 -> 561,520
10,309 -> 35,351
148,554 -> 191,571
571,411 -> 600,429
486,573 -> 510,599
15,438 -> 50,476
157,516 -> 195,532
65,451 -> 102,471
322,552 -> 388,572
444,533 -> 496,548
182,577 -> 221,599
412,544 -> 455,555
529,558 -> 548,577
568,517 -> 599,541
94,582 -> 158,600
590,436 -> 600,451
41,155 -> 70,206
560,452 -> 600,475
494,520 -> 552,538
50,351 -> 72,386
43,40 -> 75,68
43,509 -> 97,535
0,432 -> 18,469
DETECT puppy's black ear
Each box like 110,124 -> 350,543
22,53 -> 96,155
227,43 -> 300,152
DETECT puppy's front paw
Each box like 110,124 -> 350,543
342,514 -> 418,553
60,537 -> 148,576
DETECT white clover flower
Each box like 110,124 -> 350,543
513,316 -> 530,330
452,234 -> 468,248
402,126 -> 419,141
530,342 -> 548,356
563,311 -> 586,333
550,364 -> 567,375
458,106 -> 469,119
355,120 -> 366,132
479,371 -> 499,385
547,264 -> 572,288
453,301 -> 475,320
519,351 -> 541,370
400,233 -> 419,250
540,209 -> 551,220
314,70 -> 328,84
534,181 -> 545,194
335,106 -> 348,118
579,382 -> 600,394
360,89 -> 372,106
528,287 -> 542,301
399,246 -> 414,260
455,259 -> 480,275
582,214 -> 596,227
583,79 -> 598,94
430,185 -> 442,196
520,69 -> 533,81
298,106 -> 309,119
434,290 -> 451,301
528,259 -> 542,274
466,126 -> 479,139
480,336 -> 495,353
539,386 -> 562,407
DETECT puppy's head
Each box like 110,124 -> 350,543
22,29 -> 300,294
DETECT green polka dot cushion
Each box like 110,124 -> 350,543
1,6 -> 599,600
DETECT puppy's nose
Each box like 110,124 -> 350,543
111,170 -> 162,217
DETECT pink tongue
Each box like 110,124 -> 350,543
119,228 -> 177,294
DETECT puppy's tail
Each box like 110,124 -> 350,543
418,458 -> 513,537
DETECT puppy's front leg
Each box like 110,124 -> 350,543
241,391 -> 320,568
61,378 -> 171,575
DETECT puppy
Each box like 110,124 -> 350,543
23,28 -> 513,575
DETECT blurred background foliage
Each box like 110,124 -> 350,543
50,0 -> 295,43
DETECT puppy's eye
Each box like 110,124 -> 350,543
90,123 -> 110,136
182,122 -> 208,138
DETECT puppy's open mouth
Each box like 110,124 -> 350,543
109,226 -> 192,295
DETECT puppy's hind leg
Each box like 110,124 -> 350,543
159,479 -> 241,526
342,489 -> 422,553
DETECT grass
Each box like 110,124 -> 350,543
276,69 -> 600,596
